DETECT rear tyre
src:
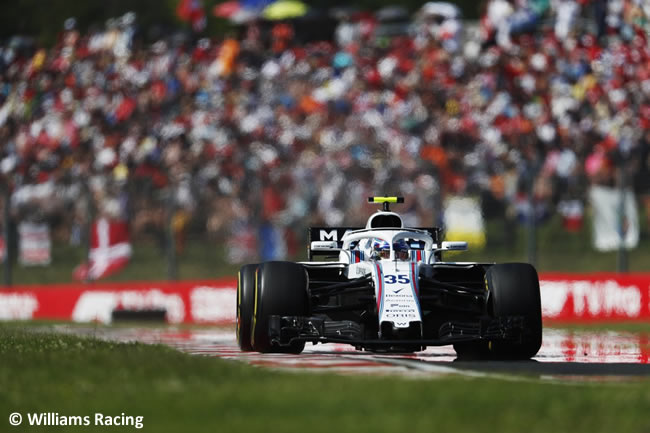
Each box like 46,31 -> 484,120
251,261 -> 309,354
486,263 -> 542,359
236,264 -> 257,351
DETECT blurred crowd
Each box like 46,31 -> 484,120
0,0 -> 649,263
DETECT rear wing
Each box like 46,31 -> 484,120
307,226 -> 443,261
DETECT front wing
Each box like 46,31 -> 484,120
268,315 -> 527,349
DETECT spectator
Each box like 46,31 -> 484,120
0,3 -> 648,264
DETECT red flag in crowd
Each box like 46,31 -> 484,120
73,218 -> 132,281
176,0 -> 206,32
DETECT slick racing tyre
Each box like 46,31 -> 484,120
485,263 -> 543,359
236,264 -> 258,351
453,340 -> 490,360
251,261 -> 309,354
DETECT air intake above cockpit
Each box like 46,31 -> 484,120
367,212 -> 403,228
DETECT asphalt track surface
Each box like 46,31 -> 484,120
55,326 -> 650,381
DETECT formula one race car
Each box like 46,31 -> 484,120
236,197 -> 542,359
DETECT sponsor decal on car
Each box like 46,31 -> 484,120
376,263 -> 423,328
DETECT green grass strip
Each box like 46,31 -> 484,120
2,325 -> 650,432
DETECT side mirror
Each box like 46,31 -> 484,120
310,241 -> 340,251
441,241 -> 468,251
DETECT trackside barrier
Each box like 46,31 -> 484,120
540,273 -> 650,322
1,274 -> 650,323
0,280 -> 237,324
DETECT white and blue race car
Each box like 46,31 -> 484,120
236,197 -> 542,359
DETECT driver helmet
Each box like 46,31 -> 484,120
371,238 -> 390,260
393,239 -> 410,261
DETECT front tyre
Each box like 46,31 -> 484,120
236,264 -> 258,351
251,261 -> 309,354
453,340 -> 490,360
486,263 -> 542,359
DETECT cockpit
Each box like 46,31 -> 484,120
307,197 -> 464,264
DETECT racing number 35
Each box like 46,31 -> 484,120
385,274 -> 410,284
